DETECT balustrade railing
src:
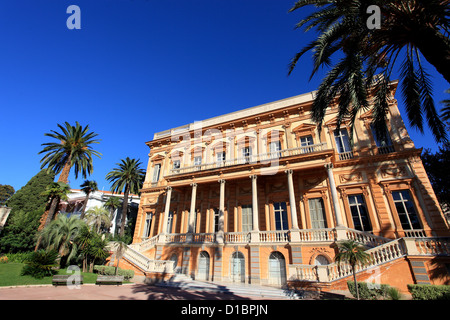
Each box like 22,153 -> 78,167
298,228 -> 335,242
124,245 -> 174,273
168,143 -> 328,175
415,237 -> 450,255
259,230 -> 290,242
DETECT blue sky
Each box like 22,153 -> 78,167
0,1 -> 448,193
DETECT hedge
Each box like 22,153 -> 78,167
94,265 -> 134,280
347,281 -> 390,300
407,284 -> 450,300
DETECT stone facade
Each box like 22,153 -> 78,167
120,81 -> 450,293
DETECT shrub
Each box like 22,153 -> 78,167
407,284 -> 450,300
21,249 -> 59,279
347,281 -> 390,300
386,287 -> 403,300
5,252 -> 33,263
0,256 -> 8,263
94,265 -> 134,280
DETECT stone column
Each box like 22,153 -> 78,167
217,179 -> 226,243
250,175 -> 260,243
161,186 -> 172,234
325,163 -> 344,227
285,169 -> 299,229
188,183 -> 197,234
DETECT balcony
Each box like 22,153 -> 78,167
168,142 -> 329,176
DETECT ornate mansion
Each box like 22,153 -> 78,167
118,81 -> 450,294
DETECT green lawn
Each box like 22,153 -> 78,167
0,263 -> 99,287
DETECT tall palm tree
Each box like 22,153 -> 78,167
39,121 -> 101,184
38,215 -> 86,266
84,206 -> 111,233
288,0 -> 450,143
40,181 -> 71,229
106,157 -> 145,236
334,240 -> 372,300
79,180 -> 98,219
104,196 -> 122,223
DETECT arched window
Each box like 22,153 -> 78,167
314,255 -> 330,266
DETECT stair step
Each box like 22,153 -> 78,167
156,275 -> 303,299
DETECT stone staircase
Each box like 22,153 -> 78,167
156,273 -> 304,299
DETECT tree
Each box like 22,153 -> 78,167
108,240 -> 128,275
334,240 -> 372,300
106,157 -> 145,237
38,215 -> 86,266
288,0 -> 450,143
422,143 -> 450,212
39,121 -> 101,184
0,170 -> 55,253
103,196 -> 121,222
85,206 -> 111,233
79,180 -> 98,219
0,185 -> 15,206
40,182 -> 71,229
441,89 -> 450,122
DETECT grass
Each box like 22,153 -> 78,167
0,263 -> 99,287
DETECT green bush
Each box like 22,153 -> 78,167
407,284 -> 450,300
93,265 -> 134,280
347,281 -> 390,300
5,252 -> 33,263
21,250 -> 59,279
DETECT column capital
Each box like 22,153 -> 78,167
190,182 -> 198,187
166,186 -> 173,191
285,169 -> 294,175
218,179 -> 226,184
249,175 -> 257,180
324,163 -> 334,170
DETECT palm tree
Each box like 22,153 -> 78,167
288,0 -> 450,143
38,215 -> 86,266
103,196 -> 122,223
84,206 -> 111,233
108,240 -> 128,275
334,240 -> 372,300
40,181 -> 71,229
106,157 -> 145,237
79,180 -> 98,219
39,121 -> 101,184
77,225 -> 94,272
441,89 -> 450,122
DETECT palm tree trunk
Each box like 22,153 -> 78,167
80,191 -> 90,220
119,185 -> 130,237
414,28 -> 450,84
352,264 -> 360,300
58,159 -> 72,184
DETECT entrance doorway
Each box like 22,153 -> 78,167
268,251 -> 286,286
197,251 -> 210,280
230,251 -> 245,283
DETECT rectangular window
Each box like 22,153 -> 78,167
242,146 -> 252,157
241,204 -> 253,232
392,190 -> 421,230
152,164 -> 161,182
144,213 -> 152,238
274,202 -> 288,230
166,211 -> 174,233
213,208 -> 220,233
217,152 -> 226,162
348,194 -> 371,231
334,129 -> 351,153
300,135 -> 314,146
370,124 -> 394,154
173,160 -> 181,169
194,156 -> 202,166
309,198 -> 327,229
